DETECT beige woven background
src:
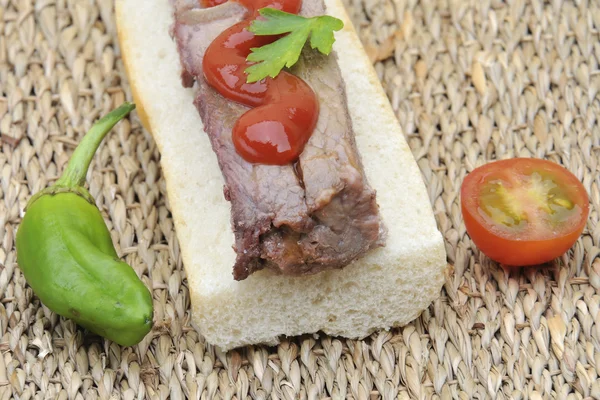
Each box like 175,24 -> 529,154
0,0 -> 599,398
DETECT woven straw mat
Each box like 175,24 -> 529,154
1,0 -> 599,398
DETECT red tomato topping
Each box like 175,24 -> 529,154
201,0 -> 318,165
460,158 -> 589,266
201,0 -> 228,6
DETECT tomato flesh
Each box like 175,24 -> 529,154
460,158 -> 589,266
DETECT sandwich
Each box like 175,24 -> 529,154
115,0 -> 448,350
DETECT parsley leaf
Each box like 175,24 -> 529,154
244,8 -> 344,83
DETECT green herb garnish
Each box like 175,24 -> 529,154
244,8 -> 344,83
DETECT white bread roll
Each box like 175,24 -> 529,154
115,0 -> 447,351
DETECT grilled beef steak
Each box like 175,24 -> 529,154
170,0 -> 386,280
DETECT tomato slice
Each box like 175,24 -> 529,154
460,158 -> 589,266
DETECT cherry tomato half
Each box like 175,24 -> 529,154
460,158 -> 589,266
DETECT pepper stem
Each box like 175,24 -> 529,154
55,102 -> 136,188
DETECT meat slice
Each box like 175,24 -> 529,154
172,1 -> 314,279
171,0 -> 386,280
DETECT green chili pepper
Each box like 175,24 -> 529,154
15,102 -> 153,346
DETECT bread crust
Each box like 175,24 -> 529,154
115,0 -> 448,351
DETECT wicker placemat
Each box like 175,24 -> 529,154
1,0 -> 599,398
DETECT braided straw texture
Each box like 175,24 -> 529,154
1,0 -> 599,398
